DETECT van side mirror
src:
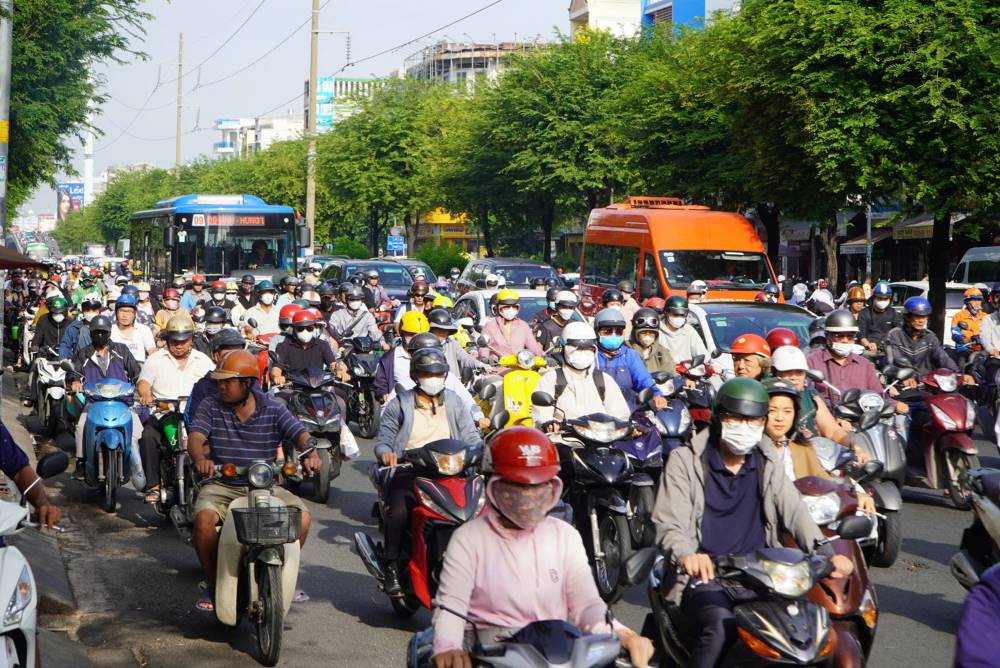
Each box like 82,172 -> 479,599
297,223 -> 311,248
531,391 -> 555,407
163,226 -> 176,247
638,276 -> 654,300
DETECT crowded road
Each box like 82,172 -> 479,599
26,395 -> 991,667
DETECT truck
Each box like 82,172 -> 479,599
84,243 -> 106,258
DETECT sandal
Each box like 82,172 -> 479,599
195,589 -> 215,612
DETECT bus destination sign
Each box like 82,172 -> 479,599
192,213 -> 266,227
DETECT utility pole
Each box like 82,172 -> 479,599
305,0 -> 319,257
175,32 -> 183,177
0,0 -> 13,238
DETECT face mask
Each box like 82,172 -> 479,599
260,293 -> 275,305
600,334 -> 624,350
139,292 -> 149,301
212,292 -> 225,302
500,307 -> 518,321
165,300 -> 179,310
548,301 -> 557,310
968,303 -> 982,315
83,311 -> 97,323
206,323 -> 222,335
566,348 -> 595,370
557,308 -> 575,322
668,315 -> 686,330
91,332 -> 110,348
720,421 -> 764,456
638,332 -> 657,347
52,313 -> 65,323
418,376 -> 446,396
873,298 -> 890,311
296,329 -> 314,343
347,300 -> 363,311
830,342 -> 854,358
487,478 -> 561,531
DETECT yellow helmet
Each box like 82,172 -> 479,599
496,289 -> 519,306
432,294 -> 454,308
399,310 -> 430,335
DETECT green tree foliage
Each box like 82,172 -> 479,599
414,240 -> 468,277
330,235 -> 369,259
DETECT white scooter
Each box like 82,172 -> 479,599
33,349 -> 70,438
0,451 -> 69,668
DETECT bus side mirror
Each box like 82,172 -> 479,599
297,223 -> 311,248
639,276 -> 654,300
163,226 -> 176,247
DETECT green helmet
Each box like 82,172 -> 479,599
714,377 -> 769,418
47,296 -> 68,313
256,279 -> 275,293
665,295 -> 689,315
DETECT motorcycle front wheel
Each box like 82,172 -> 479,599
594,511 -> 633,602
627,486 -> 656,548
869,510 -> 902,568
102,448 -> 119,514
357,388 -> 380,439
946,451 -> 979,511
255,562 -> 283,667
308,448 -> 332,504
46,396 -> 63,437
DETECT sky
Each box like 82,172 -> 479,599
26,0 -> 569,215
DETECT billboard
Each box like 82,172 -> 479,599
56,181 -> 84,222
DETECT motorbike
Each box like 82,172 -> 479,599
951,467 -> 1000,590
480,349 -> 547,428
81,379 -> 145,514
0,452 -> 68,668
213,458 -> 305,667
341,336 -> 381,439
674,355 -> 715,431
373,300 -> 397,346
276,368 -> 343,504
354,437 -> 485,617
149,397 -> 198,539
33,348 -> 70,438
972,355 -> 1000,444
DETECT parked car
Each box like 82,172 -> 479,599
386,258 -> 438,283
889,281 -> 975,347
319,259 -> 414,302
459,257 -> 559,288
451,289 -> 551,329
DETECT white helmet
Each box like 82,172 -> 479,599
485,273 -> 499,288
561,321 -> 598,370
771,345 -> 809,372
496,275 -> 507,288
555,290 -> 578,307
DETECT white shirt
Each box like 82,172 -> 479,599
240,304 -> 281,335
138,348 -> 214,400
111,323 -> 156,362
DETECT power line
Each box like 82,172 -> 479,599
100,115 -> 209,143
108,95 -> 175,112
94,82 -> 160,153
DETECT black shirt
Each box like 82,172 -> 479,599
858,306 -> 902,347
699,446 -> 766,556
274,336 -> 336,373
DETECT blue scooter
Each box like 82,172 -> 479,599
82,379 -> 145,513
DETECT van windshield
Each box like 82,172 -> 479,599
965,261 -> 1000,284
659,250 -> 771,290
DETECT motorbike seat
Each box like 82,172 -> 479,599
978,471 -> 1000,505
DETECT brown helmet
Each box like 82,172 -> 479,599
846,286 -> 866,303
211,350 -> 260,380
163,314 -> 196,341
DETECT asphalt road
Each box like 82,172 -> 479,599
29,406 -> 996,667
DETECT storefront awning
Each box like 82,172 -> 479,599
892,212 -> 967,240
840,230 -> 891,255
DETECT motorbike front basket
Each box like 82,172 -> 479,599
231,507 -> 302,546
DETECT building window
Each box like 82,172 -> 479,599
652,6 -> 673,25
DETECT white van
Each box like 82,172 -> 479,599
951,246 -> 1000,285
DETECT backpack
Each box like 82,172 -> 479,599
553,367 -> 606,404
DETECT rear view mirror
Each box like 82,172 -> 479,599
608,546 -> 658,605
896,367 -> 916,382
856,460 -> 884,484
36,451 -> 69,479
480,383 -> 497,401
297,224 -> 311,248
859,410 -> 880,431
163,226 -> 176,247
836,515 -> 874,541
637,386 -> 655,406
246,318 -> 258,330
531,391 -> 555,407
457,317 -> 474,329
490,410 -> 509,431
650,371 -> 672,384
690,354 -> 705,368
806,368 -> 826,383
477,335 -> 490,348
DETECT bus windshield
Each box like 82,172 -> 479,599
659,250 -> 770,290
175,227 -> 295,276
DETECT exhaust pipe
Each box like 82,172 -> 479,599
951,551 -> 981,591
353,532 -> 386,581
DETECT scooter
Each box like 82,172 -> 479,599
150,397 -> 198,540
213,458 -> 305,667
674,355 -> 715,431
81,379 -> 145,514
341,336 -> 381,439
480,349 -> 547,428
951,467 -> 1000,590
354,437 -> 485,617
34,348 -> 70,437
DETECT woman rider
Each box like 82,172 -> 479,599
730,333 -> 771,381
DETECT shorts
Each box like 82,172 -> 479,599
193,482 -> 308,520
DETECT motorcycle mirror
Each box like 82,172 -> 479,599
480,383 -> 497,401
806,368 -> 826,383
710,348 -> 724,359
650,371 -> 672,385
637,386 -> 656,406
36,451 -> 69,479
246,318 -> 258,330
856,460 -> 885,484
613,547 -> 658,603
531,391 -> 555,407
896,367 -> 916,382
841,388 -> 861,406
476,335 -> 490,348
690,354 -> 705,368
490,410 -> 509,431
457,317 -> 474,329
859,409 -> 880,431
836,514 -> 874,541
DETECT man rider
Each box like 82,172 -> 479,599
533,290 -> 578,350
844,285 -> 867,318
206,280 -> 238,321
952,288 -> 986,354
394,281 -> 431,325
629,307 -> 676,376
374,346 -> 482,595
858,281 -> 901,354
33,296 -> 74,357
180,274 -> 209,311
276,275 -> 301,309
193,306 -> 229,356
0,421 -> 61,530
317,282 -> 338,319
806,310 -> 886,405
885,296 -> 962,382
375,311 -> 429,400
235,274 -> 257,311
184,328 -> 246,425
477,290 -> 543,362
652,377 -> 853,668
617,279 -> 641,321
593,308 -> 667,411
658,295 -> 707,363
111,294 -> 157,363
240,280 -> 280,335
271,309 -> 339,386
427,308 -> 485,381
154,288 -> 188,334
327,286 -> 387,349
58,292 -> 102,358
363,269 -> 390,308
188,350 -> 320,612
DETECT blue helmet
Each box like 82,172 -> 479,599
764,283 -> 780,296
256,279 -> 275,293
115,294 -> 138,309
872,281 -> 892,298
121,284 -> 140,299
903,296 -> 931,316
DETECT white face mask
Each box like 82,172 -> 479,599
418,376 -> 446,396
667,315 -> 687,330
139,292 -> 149,301
873,298 -> 890,311
296,329 -> 314,343
52,313 -> 65,323
557,308 -> 575,322
830,342 -> 855,358
721,421 -> 764,455
347,299 -> 363,312
500,307 -> 518,321
566,348 -> 596,370
212,292 -> 225,301
206,323 -> 223,335
260,293 -> 275,305
82,311 -> 97,323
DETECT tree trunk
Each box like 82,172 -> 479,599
541,200 -> 555,264
479,204 -> 493,257
756,203 -> 781,272
818,218 -> 839,291
412,212 -> 422,252
402,211 -> 412,247
928,209 -> 951,340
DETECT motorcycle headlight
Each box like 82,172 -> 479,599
3,565 -> 32,626
573,419 -> 629,443
929,403 -> 959,431
96,382 -> 121,399
935,373 -> 958,392
247,463 -> 275,489
801,492 -> 841,526
649,412 -> 668,435
432,451 -> 465,476
353,364 -> 365,376
516,349 -> 535,370
761,559 -> 811,598
966,400 -> 976,427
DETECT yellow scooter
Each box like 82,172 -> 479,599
480,349 -> 547,428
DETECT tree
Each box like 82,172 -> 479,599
330,235 -> 368,259
415,240 -> 468,277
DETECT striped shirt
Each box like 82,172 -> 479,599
189,387 -> 306,470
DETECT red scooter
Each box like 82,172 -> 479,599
902,368 -> 979,509
354,438 -> 485,616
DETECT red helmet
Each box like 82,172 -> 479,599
162,288 -> 181,300
291,309 -> 317,327
642,297 -> 666,311
729,333 -> 771,358
306,307 -> 323,321
279,303 -> 303,326
489,427 -> 561,484
766,327 -> 800,350
192,274 -> 206,286
753,292 -> 766,302
210,280 -> 227,291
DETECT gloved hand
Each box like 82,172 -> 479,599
952,326 -> 967,345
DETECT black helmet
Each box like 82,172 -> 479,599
544,277 -> 560,289
318,282 -> 337,297
665,295 -> 689,315
338,281 -> 353,295
410,281 -> 429,297
407,332 -> 442,353
632,307 -> 660,332
345,286 -> 365,301
241,274 -> 255,285
530,277 -> 546,289
714,378 -> 769,418
89,315 -> 113,333
601,289 -> 624,305
211,328 -> 246,352
409,347 -> 449,377
205,306 -> 228,324
545,287 -> 560,304
427,308 -> 457,332
617,279 -> 635,293
808,316 -> 826,343
824,309 -> 859,334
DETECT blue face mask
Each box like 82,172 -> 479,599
599,334 -> 624,350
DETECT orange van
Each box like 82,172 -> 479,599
579,197 -> 779,314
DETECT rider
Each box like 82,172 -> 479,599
180,274 -> 209,311
32,296 -> 74,356
327,285 -> 387,349
658,295 -> 707,363
844,285 -> 867,319
375,311 -> 429,400
317,282 -> 338,320
729,334 -> 771,381
395,281 -> 431,324
951,287 -> 986,352
430,427 -> 654,668
110,294 -> 157,363
806,309 -> 885,404
771,346 -> 853,444
652,377 -> 853,668
765,327 -> 799,351
235,274 -> 257,310
686,281 -> 707,305
533,290 -> 578,350
885,296 -> 961,382
192,306 -> 229,356
427,308 -> 485,380
593,308 -> 667,410
761,283 -> 780,303
58,292 -> 103,358
184,328 -> 246,424
153,288 -> 188,334
187,350 -> 320,612
858,281 -> 901,354
270,310 -> 339,387
276,275 -> 301,309
629,307 -> 676,375
240,280 -> 280,335
617,279 -> 641,320
478,289 -> 543,362
206,280 -> 237,320
135,282 -> 155,327
374,347 -> 482,595
363,269 -> 390,308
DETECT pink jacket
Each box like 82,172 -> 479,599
478,317 -> 544,360
431,511 -> 613,656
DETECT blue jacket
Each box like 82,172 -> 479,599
58,320 -> 91,359
597,345 -> 662,409
956,564 -> 1000,667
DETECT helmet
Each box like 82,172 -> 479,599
544,277 -> 561,289
964,287 -> 984,302
449,267 -> 461,276
530,277 -> 546,289
400,310 -> 430,335
241,274 -> 256,285
594,308 -> 627,330
601,289 -> 623,305
808,317 -> 827,342
192,274 -> 206,286
427,308 -> 457,332
764,283 -> 780,296
318,282 -> 336,297
365,269 -> 379,279
349,274 -> 365,287
47,296 -> 67,313
562,321 -> 597,348
291,310 -> 318,327
282,275 -> 301,288
771,345 -> 809,372
164,314 -> 196,341
489,427 -> 561,484
632,307 -> 661,332
485,274 -> 500,288
555,290 -> 578,308
410,281 -> 429,297
80,292 -> 103,309
766,327 -> 800,350
205,306 -> 227,324
210,350 -> 260,380
872,281 -> 892,298
496,289 -> 519,306
665,295 -> 689,315
162,288 -> 181,301
642,297 -> 666,311
409,347 -> 449,377
714,377 -> 769,418
545,287 -> 560,304
847,286 -> 866,303
687,280 -> 707,296
293,299 -> 311,308
338,282 -> 353,295
903,296 -> 931,316
300,289 -> 320,305
114,275 -> 128,286
407,332 -> 442,353
729,333 -> 771,358
121,285 -> 140,300
137,281 -> 151,292
172,276 -> 186,289
761,377 -> 801,421
256,280 -> 276,293
115,294 -> 138,309
432,294 -> 454,308
617,279 -> 635,293
824,309 -> 859,333
89,315 -> 113,334
344,286 -> 365,302
211,280 -> 227,291
991,283 -> 1000,297
211,328 -> 246,352
279,304 -> 303,326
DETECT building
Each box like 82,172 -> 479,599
403,40 -> 543,84
569,0 -> 643,36
311,76 -> 378,130
413,209 -> 479,254
641,0 -> 740,27
212,114 -> 305,159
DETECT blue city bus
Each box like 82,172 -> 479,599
129,194 -> 310,282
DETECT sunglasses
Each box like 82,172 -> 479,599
598,327 -> 625,335
296,325 -> 316,332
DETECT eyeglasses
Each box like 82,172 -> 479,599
598,327 -> 625,335
296,325 -> 316,332
718,413 -> 767,427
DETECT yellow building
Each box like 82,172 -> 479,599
415,209 -> 481,255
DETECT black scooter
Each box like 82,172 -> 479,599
340,335 -> 381,439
